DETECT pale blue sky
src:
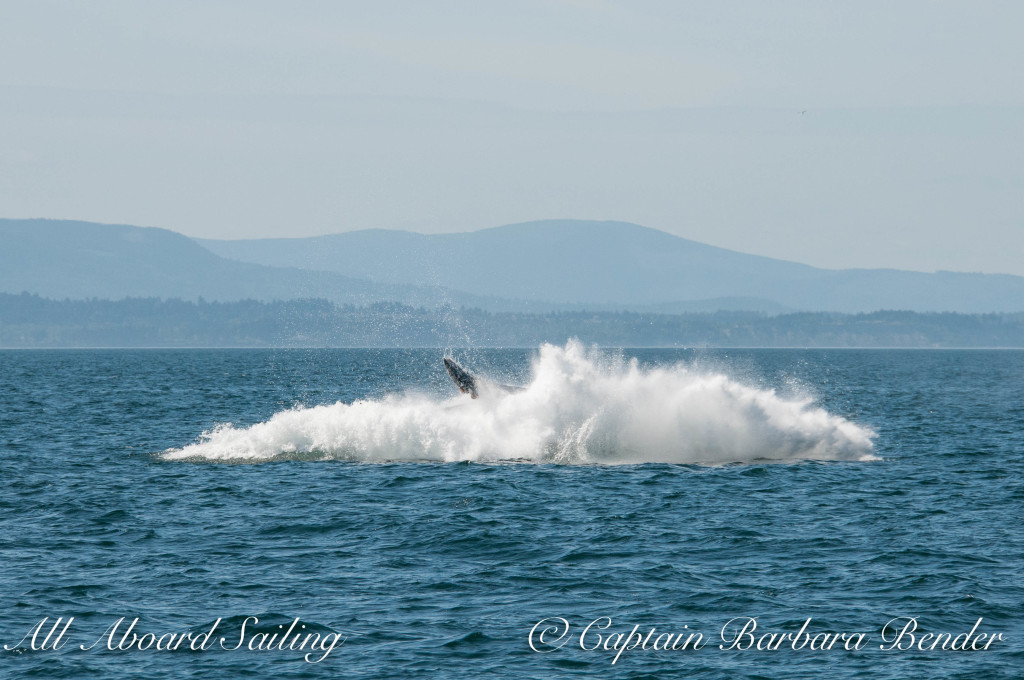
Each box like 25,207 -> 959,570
1,1 -> 1022,274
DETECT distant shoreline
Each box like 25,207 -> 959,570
3,294 -> 1022,349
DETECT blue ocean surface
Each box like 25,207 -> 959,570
0,346 -> 1021,679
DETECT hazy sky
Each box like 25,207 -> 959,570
2,1 -> 1022,274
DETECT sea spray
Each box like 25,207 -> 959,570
163,341 -> 875,464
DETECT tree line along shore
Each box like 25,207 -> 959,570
2,293 -> 1023,348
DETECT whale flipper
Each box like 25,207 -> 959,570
444,357 -> 479,398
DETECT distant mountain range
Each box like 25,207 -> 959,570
3,218 -> 1023,313
0,219 -> 497,309
201,219 -> 1024,313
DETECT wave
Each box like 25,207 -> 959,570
162,341 -> 876,465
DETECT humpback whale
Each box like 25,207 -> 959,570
444,357 -> 523,399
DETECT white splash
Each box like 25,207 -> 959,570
163,341 -> 876,464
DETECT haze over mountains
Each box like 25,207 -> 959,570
3,218 -> 1023,314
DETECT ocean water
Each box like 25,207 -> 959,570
1,344 -> 1021,679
